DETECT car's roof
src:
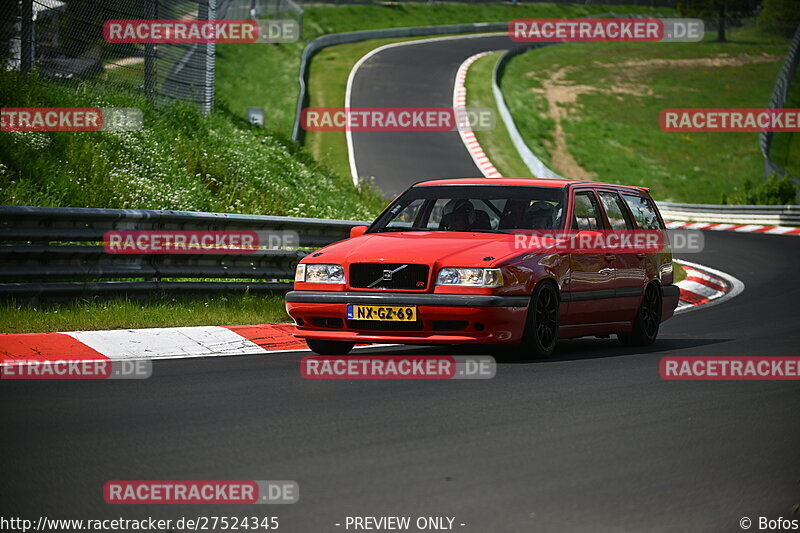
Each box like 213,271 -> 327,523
413,177 -> 649,193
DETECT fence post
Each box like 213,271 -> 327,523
199,0 -> 216,115
20,0 -> 33,73
144,0 -> 157,101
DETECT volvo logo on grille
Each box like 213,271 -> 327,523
368,264 -> 408,288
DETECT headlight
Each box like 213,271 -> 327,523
297,263 -> 345,284
436,267 -> 504,287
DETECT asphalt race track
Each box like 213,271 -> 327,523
349,34 -> 515,196
2,35 -> 800,533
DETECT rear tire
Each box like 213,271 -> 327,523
618,282 -> 661,347
517,281 -> 560,359
306,339 -> 355,356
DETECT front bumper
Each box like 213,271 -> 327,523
285,291 -> 530,345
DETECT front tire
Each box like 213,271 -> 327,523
518,281 -> 560,359
618,282 -> 661,346
306,339 -> 355,356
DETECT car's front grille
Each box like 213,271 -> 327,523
349,263 -> 429,290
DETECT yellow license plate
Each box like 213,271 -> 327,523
347,304 -> 417,321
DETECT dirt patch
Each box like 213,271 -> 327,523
532,53 -> 781,179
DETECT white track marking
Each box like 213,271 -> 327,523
68,326 -> 269,360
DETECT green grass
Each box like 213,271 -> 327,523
674,262 -> 687,284
499,26 -> 794,203
0,70 -> 385,220
0,294 -> 290,334
466,51 -> 533,178
301,3 -> 668,36
216,41 -> 306,137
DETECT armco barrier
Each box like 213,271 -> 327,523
760,23 -> 800,180
0,206 -> 367,300
656,202 -> 800,226
2,202 -> 796,301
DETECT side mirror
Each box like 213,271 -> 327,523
350,225 -> 368,238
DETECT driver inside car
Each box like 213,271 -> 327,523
440,199 -> 476,231
525,201 -> 555,230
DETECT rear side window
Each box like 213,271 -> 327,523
622,194 -> 663,230
598,191 -> 634,230
572,192 -> 603,230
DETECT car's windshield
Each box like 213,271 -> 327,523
370,185 -> 565,234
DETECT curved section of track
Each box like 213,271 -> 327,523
347,33 -> 512,196
2,35 -> 799,532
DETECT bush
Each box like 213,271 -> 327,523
757,0 -> 800,37
722,174 -> 799,205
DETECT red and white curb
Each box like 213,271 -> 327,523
666,221 -> 800,236
0,324 -> 305,365
673,259 -> 744,314
454,51 -> 503,179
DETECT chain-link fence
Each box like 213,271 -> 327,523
1,0 -> 247,114
761,23 -> 800,181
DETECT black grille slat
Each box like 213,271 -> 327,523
349,263 -> 428,290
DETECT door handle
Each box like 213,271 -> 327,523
636,253 -> 647,259
604,253 -> 615,261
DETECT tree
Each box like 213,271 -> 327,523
758,0 -> 800,37
678,0 -> 761,42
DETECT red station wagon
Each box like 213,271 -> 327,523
285,178 -> 680,357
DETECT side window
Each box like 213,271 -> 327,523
572,192 -> 603,230
622,194 -> 663,230
598,192 -> 634,230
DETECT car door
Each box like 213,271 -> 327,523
597,189 -> 645,321
563,189 -> 617,324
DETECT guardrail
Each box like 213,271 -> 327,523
760,23 -> 800,181
0,206 -> 366,300
2,202 -> 797,301
656,202 -> 800,226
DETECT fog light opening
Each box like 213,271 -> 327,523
474,322 -> 485,331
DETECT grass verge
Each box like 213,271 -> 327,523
0,294 -> 290,334
674,262 -> 687,284
0,70 -> 385,219
499,26 -> 794,203
465,51 -> 533,178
